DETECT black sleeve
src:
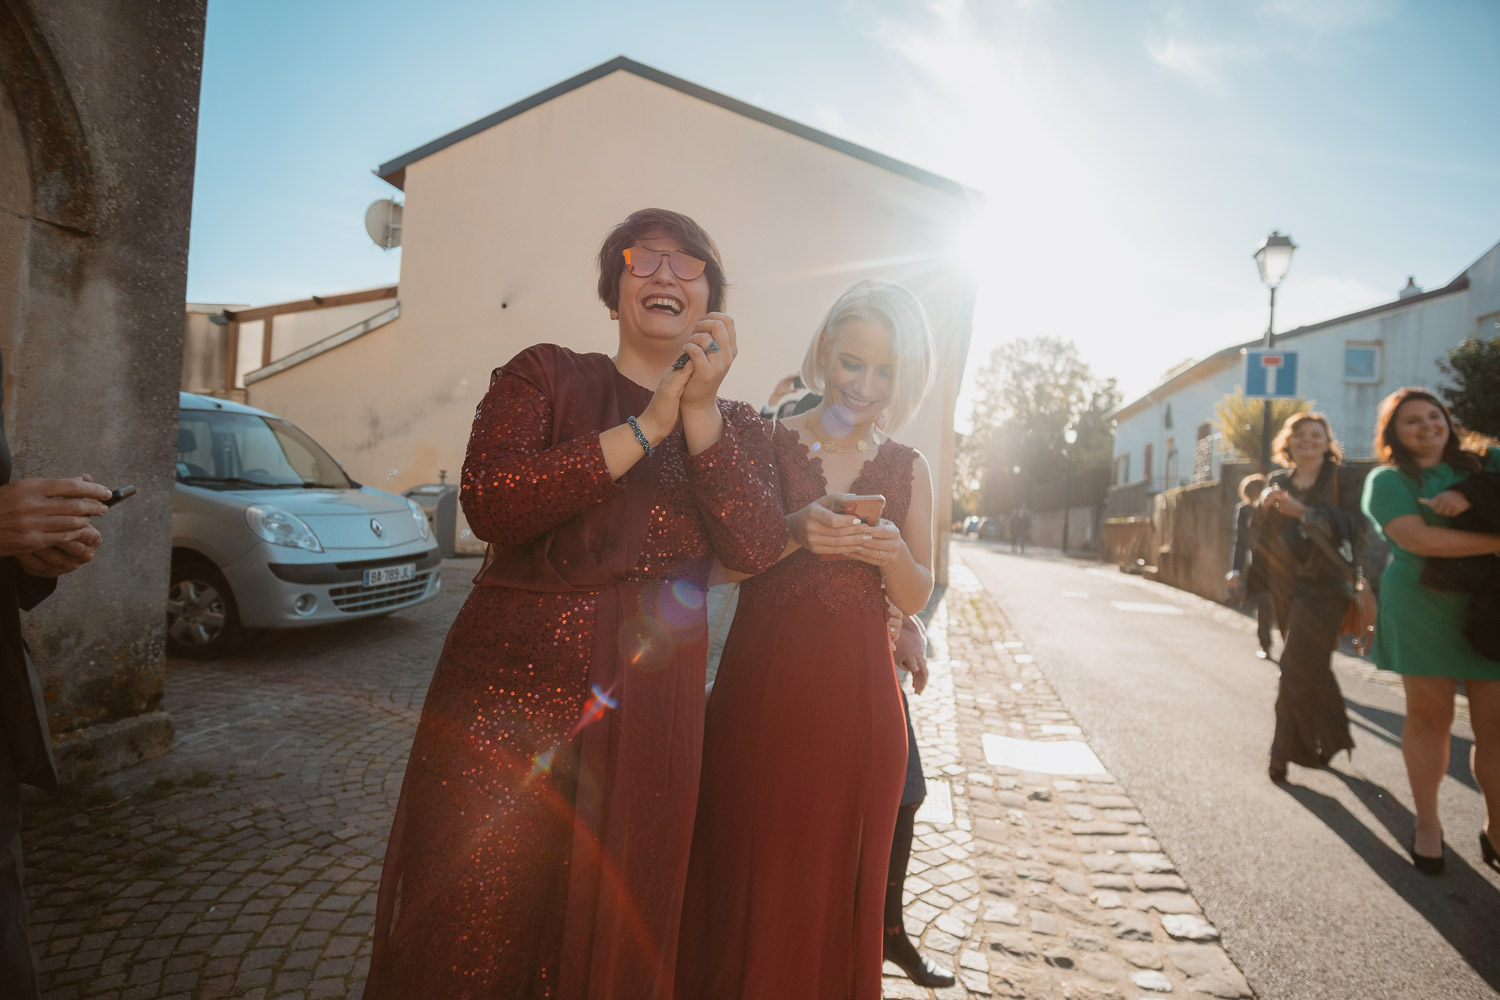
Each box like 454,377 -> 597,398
4,558 -> 57,611
1230,505 -> 1253,572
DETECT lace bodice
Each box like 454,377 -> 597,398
740,422 -> 917,616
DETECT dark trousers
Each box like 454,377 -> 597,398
885,692 -> 925,951
0,737 -> 41,999
1251,589 -> 1277,651
1271,588 -> 1355,767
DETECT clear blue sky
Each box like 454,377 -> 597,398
187,0 -> 1500,405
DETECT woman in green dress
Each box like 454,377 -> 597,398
1362,388 -> 1500,875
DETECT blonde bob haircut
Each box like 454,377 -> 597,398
798,279 -> 935,432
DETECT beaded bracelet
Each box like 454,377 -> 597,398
627,415 -> 655,457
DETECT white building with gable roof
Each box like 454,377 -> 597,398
1107,238 -> 1500,515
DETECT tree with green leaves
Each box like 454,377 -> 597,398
1437,333 -> 1500,438
962,337 -> 1120,515
1214,389 -> 1312,469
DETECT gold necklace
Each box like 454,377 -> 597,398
806,420 -> 877,454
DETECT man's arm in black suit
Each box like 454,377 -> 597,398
1230,503 -> 1254,573
4,557 -> 57,611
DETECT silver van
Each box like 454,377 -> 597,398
169,392 -> 442,657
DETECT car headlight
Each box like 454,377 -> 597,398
405,497 -> 432,541
244,504 -> 324,552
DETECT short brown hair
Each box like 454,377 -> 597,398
1271,411 -> 1343,467
1237,473 -> 1268,502
1373,387 -> 1486,476
596,208 -> 728,313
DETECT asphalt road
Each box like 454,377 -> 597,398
955,536 -> 1499,1000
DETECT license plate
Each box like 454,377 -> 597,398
364,563 -> 414,587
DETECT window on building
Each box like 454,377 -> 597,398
1143,443 -> 1154,486
1113,454 -> 1130,485
1344,344 -> 1381,383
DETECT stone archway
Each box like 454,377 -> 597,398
0,0 -> 97,234
0,56 -> 31,417
0,0 -> 97,427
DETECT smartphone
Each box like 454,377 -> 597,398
822,494 -> 887,561
671,340 -> 720,371
104,485 -> 136,507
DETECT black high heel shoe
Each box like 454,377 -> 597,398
1482,830 -> 1498,871
884,942 -> 956,988
1410,835 -> 1445,876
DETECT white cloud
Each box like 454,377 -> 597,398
1146,36 -> 1256,93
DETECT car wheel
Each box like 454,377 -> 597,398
166,561 -> 245,659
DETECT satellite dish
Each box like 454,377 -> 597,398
364,198 -> 403,249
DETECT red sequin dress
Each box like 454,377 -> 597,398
676,426 -> 916,999
365,345 -> 786,1000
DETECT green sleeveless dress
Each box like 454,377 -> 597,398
1361,446 -> 1500,679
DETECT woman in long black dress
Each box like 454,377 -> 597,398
1255,412 -> 1361,782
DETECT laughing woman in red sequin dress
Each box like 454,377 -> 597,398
364,209 -> 787,1000
678,279 -> 937,999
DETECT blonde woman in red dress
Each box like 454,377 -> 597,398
365,209 -> 787,1000
678,279 -> 937,998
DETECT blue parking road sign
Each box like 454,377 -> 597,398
1246,350 -> 1298,398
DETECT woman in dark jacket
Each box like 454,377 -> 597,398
1255,412 -> 1362,782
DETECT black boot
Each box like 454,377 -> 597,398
883,804 -> 956,988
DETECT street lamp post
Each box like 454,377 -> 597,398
1254,231 -> 1296,468
1061,427 -> 1077,554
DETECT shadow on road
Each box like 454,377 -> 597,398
1345,697 -> 1477,791
1280,771 -> 1500,993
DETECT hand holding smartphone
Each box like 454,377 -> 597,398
104,485 -> 136,507
821,493 -> 886,561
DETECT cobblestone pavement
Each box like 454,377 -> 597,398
20,560 -> 468,1000
21,556 -> 1254,999
883,559 -> 1254,1000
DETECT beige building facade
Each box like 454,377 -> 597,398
183,286 -> 398,399
246,58 -> 979,581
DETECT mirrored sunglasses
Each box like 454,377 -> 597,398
623,246 -> 707,281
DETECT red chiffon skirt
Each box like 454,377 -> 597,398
676,586 -> 906,998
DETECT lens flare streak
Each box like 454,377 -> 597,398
570,683 -> 618,737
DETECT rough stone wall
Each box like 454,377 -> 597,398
1149,480 -> 1235,602
2,0 -> 206,779
1100,517 -> 1152,567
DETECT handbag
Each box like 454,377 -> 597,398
1319,470 -> 1376,654
1340,575 -> 1377,652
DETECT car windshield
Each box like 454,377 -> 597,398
176,409 -> 353,490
